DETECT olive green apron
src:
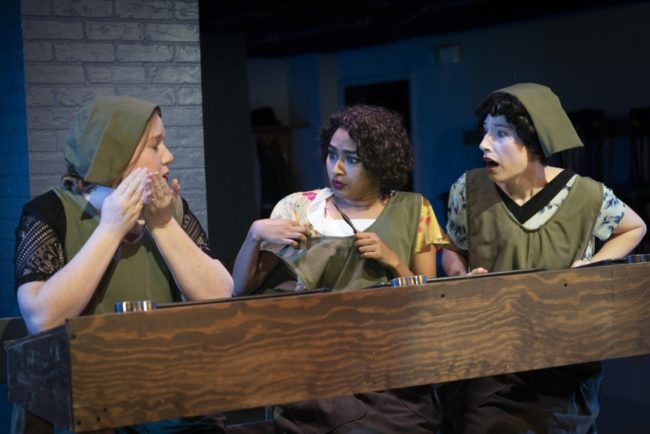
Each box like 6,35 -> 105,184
267,191 -> 422,292
466,168 -> 602,272
271,192 -> 441,433
52,187 -> 184,313
440,169 -> 604,434
12,191 -> 211,433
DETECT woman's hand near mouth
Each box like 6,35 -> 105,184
143,171 -> 179,228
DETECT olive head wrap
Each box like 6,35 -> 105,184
493,83 -> 583,157
64,95 -> 159,187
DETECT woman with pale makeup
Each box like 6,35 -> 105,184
13,95 -> 232,434
439,83 -> 646,434
233,105 -> 447,433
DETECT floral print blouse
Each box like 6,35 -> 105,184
263,188 -> 447,252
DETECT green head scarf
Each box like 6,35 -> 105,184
64,95 -> 159,187
493,83 -> 583,157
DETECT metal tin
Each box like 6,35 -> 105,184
390,274 -> 427,288
115,300 -> 157,313
627,254 -> 649,263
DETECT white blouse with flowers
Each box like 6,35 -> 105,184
263,188 -> 447,252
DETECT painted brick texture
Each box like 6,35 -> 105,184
21,0 -> 208,229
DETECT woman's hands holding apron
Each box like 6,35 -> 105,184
354,231 -> 399,269
251,219 -> 309,248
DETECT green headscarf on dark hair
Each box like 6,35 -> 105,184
493,83 -> 583,157
64,95 -> 159,187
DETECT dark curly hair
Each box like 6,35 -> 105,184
476,92 -> 547,165
319,105 -> 413,196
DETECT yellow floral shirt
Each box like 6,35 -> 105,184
266,188 -> 447,253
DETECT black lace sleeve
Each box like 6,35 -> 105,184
14,191 -> 67,290
180,198 -> 212,257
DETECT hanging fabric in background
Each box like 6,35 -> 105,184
552,109 -> 607,180
256,136 -> 294,218
629,107 -> 650,254
552,108 -> 649,254
630,107 -> 650,184
251,107 -> 295,218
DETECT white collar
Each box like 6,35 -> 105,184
85,185 -> 113,212
308,188 -> 375,235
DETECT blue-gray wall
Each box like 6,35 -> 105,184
339,3 -> 650,220
251,2 -> 650,222
248,3 -> 650,432
0,0 -> 29,429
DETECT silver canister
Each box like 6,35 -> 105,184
390,274 -> 427,288
114,300 -> 157,313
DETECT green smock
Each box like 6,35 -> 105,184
439,170 -> 604,434
53,186 -> 184,313
272,192 -> 441,433
268,191 -> 421,291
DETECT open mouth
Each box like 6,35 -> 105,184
484,157 -> 499,169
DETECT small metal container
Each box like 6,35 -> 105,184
390,274 -> 427,288
115,300 -> 157,313
627,254 -> 649,263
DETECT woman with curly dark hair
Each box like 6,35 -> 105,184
233,104 -> 446,294
232,104 -> 447,433
318,104 -> 413,196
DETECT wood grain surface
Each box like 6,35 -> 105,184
6,262 -> 650,432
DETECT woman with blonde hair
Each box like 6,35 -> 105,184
13,95 -> 232,433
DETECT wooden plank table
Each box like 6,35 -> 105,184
6,261 -> 650,432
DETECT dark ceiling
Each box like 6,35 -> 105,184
199,0 -> 644,57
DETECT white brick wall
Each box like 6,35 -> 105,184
21,0 -> 208,228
